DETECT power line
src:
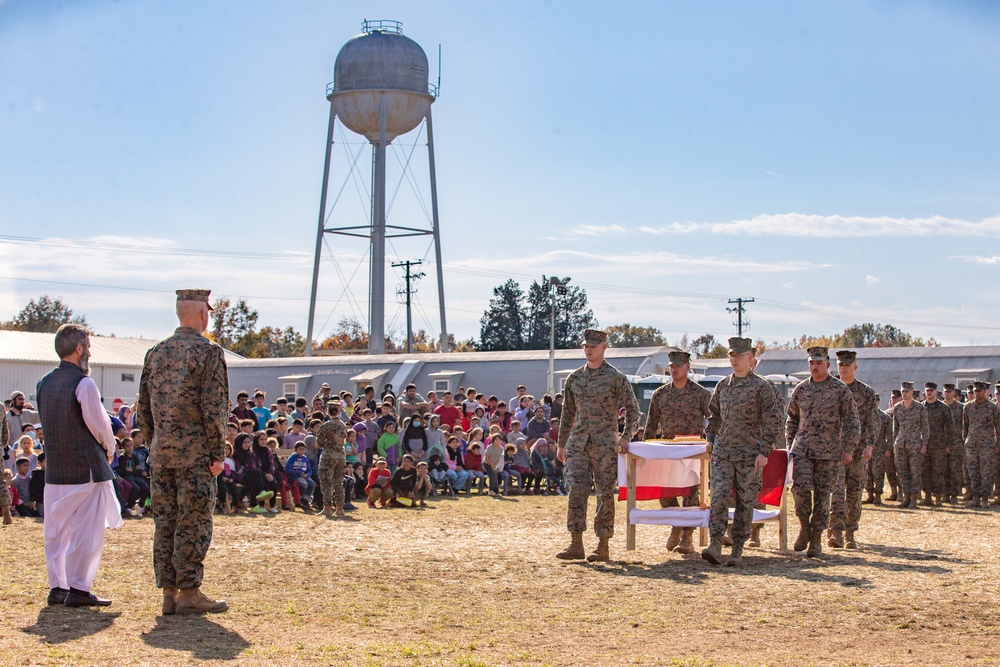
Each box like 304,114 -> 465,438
726,297 -> 754,337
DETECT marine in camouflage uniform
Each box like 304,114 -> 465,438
920,383 -> 955,505
865,403 -> 892,503
137,289 -> 229,614
785,346 -> 860,557
556,329 -> 640,563
316,401 -> 349,517
828,350 -> 878,548
942,384 -> 965,502
701,337 -> 783,566
642,350 -> 711,553
0,417 -> 11,523
963,381 -> 1000,508
892,381 -> 929,509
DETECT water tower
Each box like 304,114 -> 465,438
305,19 -> 448,355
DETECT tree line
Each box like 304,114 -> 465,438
1,293 -> 938,358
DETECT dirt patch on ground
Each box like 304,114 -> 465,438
2,493 -> 999,666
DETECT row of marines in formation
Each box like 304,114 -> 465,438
554,333 -> 1000,567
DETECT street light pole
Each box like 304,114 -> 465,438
545,276 -> 570,394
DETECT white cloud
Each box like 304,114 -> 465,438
865,274 -> 880,286
633,213 -> 1000,238
570,224 -> 629,237
950,255 -> 1000,265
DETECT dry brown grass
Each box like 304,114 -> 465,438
2,492 -> 999,666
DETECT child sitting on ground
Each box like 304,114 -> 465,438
463,442 -> 488,494
413,461 -> 434,507
428,452 -> 453,497
217,443 -> 239,514
366,457 -> 393,507
503,444 -> 522,495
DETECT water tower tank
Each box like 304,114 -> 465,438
328,20 -> 435,143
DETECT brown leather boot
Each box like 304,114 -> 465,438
674,528 -> 695,554
844,530 -> 858,549
827,528 -> 844,548
556,531 -> 585,559
748,524 -> 761,548
176,588 -> 228,614
793,524 -> 810,552
162,587 -> 179,616
806,529 -> 824,557
701,536 -> 723,565
726,542 -> 744,567
666,526 -> 682,551
586,537 -> 610,562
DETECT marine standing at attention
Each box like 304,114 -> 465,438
138,289 -> 229,615
556,329 -> 640,563
642,349 -> 711,555
316,399 -> 349,518
892,381 -> 929,510
785,346 -> 860,558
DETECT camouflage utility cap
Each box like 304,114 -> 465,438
924,382 -> 938,390
835,350 -> 857,364
728,337 -> 753,354
943,383 -> 956,391
900,381 -> 914,391
668,350 -> 692,365
176,289 -> 213,310
806,346 -> 829,361
583,329 -> 607,345
974,381 -> 990,391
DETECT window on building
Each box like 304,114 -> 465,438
121,373 -> 135,382
434,379 -> 450,393
283,383 -> 297,402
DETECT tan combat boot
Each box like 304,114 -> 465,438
726,543 -> 744,567
701,536 -> 724,565
873,493 -> 882,506
586,537 -> 610,562
176,588 -> 228,614
887,485 -> 899,502
335,503 -> 345,517
965,495 -> 980,509
162,587 -> 179,616
862,491 -> 875,504
748,524 -> 761,548
918,491 -> 933,507
665,526 -> 682,551
556,531 -> 585,560
844,530 -> 858,549
827,528 -> 844,549
935,494 -> 943,507
806,529 -> 824,557
722,526 -> 734,547
793,523 -> 810,552
674,528 -> 695,555
323,504 -> 334,518
1,505 -> 11,526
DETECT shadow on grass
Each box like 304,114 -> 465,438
861,542 -> 972,565
22,607 -> 122,643
141,616 -> 249,660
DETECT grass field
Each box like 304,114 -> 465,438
3,492 -> 999,666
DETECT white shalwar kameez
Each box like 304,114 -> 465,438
43,377 -> 122,592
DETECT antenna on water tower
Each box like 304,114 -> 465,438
305,19 -> 449,356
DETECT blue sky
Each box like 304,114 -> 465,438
2,0 -> 999,347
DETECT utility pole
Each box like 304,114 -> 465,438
393,260 -> 425,353
727,297 -> 755,337
543,276 -> 571,394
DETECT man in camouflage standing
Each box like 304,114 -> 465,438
921,382 -> 955,507
864,394 -> 892,506
963,381 -> 1000,508
138,289 -> 228,614
701,338 -> 783,567
892,380 -> 930,509
556,329 -> 640,563
942,383 -> 965,504
893,381 -> 929,510
1,417 -> 10,524
828,350 -> 877,549
316,399 -> 349,518
642,349 -> 711,555
786,346 -> 860,557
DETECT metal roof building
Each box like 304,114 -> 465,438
228,347 -> 675,405
757,346 -> 1000,408
0,331 -> 242,409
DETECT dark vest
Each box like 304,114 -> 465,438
36,361 -> 114,485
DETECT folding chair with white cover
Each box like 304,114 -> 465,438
620,439 -> 792,551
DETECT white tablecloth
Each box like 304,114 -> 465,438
616,442 -> 708,489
